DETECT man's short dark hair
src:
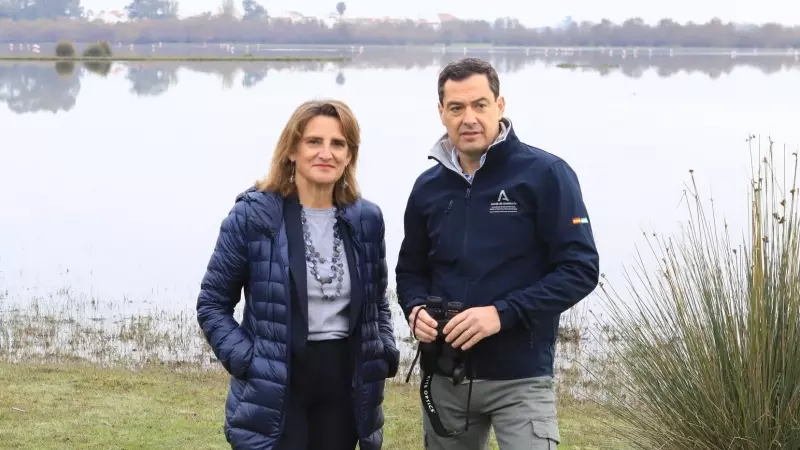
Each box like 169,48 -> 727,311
437,57 -> 500,105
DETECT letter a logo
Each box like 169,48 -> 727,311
497,190 -> 510,202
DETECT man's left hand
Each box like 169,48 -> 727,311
443,306 -> 501,350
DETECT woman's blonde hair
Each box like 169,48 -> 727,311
256,99 -> 361,206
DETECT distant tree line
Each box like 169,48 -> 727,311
3,50 -> 798,115
1,15 -> 800,48
0,0 -> 83,20
0,0 -> 265,20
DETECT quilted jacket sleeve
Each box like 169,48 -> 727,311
196,200 -> 254,379
376,209 -> 400,378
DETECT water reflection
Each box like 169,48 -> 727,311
54,60 -> 75,76
0,63 -> 80,114
3,44 -> 798,370
242,66 -> 268,88
126,65 -> 178,96
52,59 -> 113,78
1,50 -> 798,114
83,60 -> 113,77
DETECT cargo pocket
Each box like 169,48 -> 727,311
530,419 -> 561,449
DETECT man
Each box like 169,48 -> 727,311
395,57 -> 600,450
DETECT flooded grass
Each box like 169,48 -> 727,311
0,287 -> 619,400
0,288 -> 212,369
0,265 -> 634,449
0,287 -> 625,448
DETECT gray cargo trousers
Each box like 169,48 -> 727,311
420,374 -> 561,450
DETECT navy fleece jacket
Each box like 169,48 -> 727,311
395,119 -> 600,380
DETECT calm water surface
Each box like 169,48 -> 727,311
1,49 -> 799,337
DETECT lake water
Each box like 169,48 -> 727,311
1,47 -> 799,362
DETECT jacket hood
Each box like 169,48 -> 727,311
234,186 -> 364,235
427,117 -> 515,172
233,186 -> 283,235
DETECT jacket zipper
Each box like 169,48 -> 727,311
338,215 -> 364,435
461,187 -> 471,304
341,217 -> 365,332
426,153 -> 476,314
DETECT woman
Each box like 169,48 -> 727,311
196,99 -> 400,450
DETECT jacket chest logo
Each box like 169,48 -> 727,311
489,189 -> 519,214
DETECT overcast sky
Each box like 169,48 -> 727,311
81,0 -> 800,27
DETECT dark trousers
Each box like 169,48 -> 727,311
274,338 -> 359,450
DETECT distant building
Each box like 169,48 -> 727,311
411,14 -> 440,29
338,16 -> 398,25
271,10 -> 457,29
84,9 -> 130,23
320,12 -> 340,27
269,10 -> 316,24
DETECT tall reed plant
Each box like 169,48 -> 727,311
598,136 -> 800,449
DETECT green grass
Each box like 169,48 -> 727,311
0,55 -> 349,62
0,362 -> 620,449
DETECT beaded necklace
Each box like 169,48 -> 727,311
301,207 -> 345,301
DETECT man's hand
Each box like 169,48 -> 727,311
409,305 -> 438,343
443,306 -> 501,350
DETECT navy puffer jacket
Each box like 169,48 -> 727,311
197,187 -> 400,450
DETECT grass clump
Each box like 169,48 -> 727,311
72,41 -> 113,76
55,40 -> 75,57
82,41 -> 113,58
597,135 -> 800,449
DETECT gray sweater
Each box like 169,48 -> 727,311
302,206 -> 351,341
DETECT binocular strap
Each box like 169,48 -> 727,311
404,306 -> 474,438
419,369 -> 474,438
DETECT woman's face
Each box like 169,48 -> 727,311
290,115 -> 352,189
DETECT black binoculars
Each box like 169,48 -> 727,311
419,296 -> 468,384
407,296 -> 475,438
423,296 -> 464,336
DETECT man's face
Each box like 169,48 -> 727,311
438,74 -> 505,159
